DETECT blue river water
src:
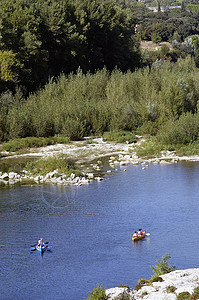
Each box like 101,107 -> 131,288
0,161 -> 199,299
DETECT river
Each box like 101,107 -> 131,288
0,161 -> 199,299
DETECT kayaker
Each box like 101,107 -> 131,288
133,231 -> 138,238
137,229 -> 142,236
37,238 -> 45,247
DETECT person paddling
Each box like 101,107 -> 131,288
37,238 -> 45,248
133,231 -> 138,238
138,229 -> 145,236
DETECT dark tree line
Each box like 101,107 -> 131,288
0,0 -> 140,94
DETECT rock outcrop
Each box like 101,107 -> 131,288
105,269 -> 199,299
0,170 -> 100,186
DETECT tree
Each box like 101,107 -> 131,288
0,0 -> 141,94
151,254 -> 176,278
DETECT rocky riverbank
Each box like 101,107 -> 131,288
1,136 -> 199,186
105,269 -> 199,299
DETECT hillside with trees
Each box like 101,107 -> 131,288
1,0 -> 199,154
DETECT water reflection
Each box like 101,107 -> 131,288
132,238 -> 150,248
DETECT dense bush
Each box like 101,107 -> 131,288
0,57 -> 198,143
1,136 -> 70,152
103,131 -> 137,144
25,154 -> 82,177
134,278 -> 149,291
177,291 -> 191,300
192,286 -> 199,299
84,284 -> 108,300
156,113 -> 199,145
136,139 -> 163,158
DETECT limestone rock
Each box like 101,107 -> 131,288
106,269 -> 199,300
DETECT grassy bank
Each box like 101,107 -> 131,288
24,154 -> 82,177
0,136 -> 70,153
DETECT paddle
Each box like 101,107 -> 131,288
30,242 -> 49,247
30,247 -> 36,251
131,233 -> 150,236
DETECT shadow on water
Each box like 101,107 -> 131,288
132,238 -> 150,248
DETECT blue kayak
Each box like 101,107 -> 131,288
30,245 -> 52,252
36,245 -> 47,253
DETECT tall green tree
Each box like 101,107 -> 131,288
0,0 -> 140,94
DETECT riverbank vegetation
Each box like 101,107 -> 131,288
103,131 -> 137,144
1,56 -> 199,151
1,0 -> 199,159
0,136 -> 70,153
24,154 -> 82,177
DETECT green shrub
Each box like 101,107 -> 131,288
25,154 -> 82,177
141,291 -> 148,297
166,285 -> 177,293
119,284 -> 130,289
151,254 -> 176,278
157,113 -> 199,146
136,139 -> 163,158
1,136 -> 70,152
150,276 -> 163,283
103,131 -> 137,144
83,139 -> 97,145
175,142 -> 199,156
136,121 -> 159,136
192,286 -> 199,299
177,292 -> 191,300
84,284 -> 108,300
134,278 -> 149,291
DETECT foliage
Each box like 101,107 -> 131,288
192,286 -> 199,299
0,50 -> 21,84
1,57 -> 199,144
166,285 -> 177,293
177,292 -> 191,300
136,121 -> 159,136
134,278 -> 149,291
136,139 -> 163,158
156,113 -> 199,145
150,276 -> 163,283
84,284 -> 108,300
186,4 -> 199,14
25,154 -> 82,177
0,0 -> 140,93
1,136 -> 70,152
175,142 -> 199,156
150,254 -> 176,278
133,2 -> 199,45
119,285 -> 130,289
103,131 -> 137,144
141,291 -> 148,297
